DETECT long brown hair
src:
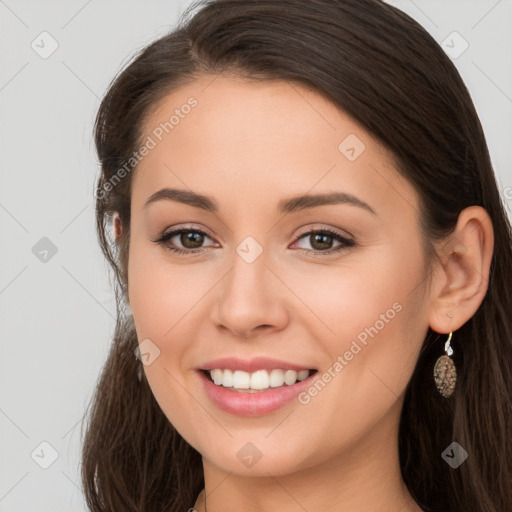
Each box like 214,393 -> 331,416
81,1 -> 512,510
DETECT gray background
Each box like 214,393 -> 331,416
0,0 -> 511,510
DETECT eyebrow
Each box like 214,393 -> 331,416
144,187 -> 377,216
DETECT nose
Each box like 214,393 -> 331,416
210,245 -> 290,340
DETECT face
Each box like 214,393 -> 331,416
127,75 -> 432,476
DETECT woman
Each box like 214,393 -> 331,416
81,1 -> 512,511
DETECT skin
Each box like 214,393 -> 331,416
115,75 -> 493,512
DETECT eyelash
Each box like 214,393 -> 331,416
152,226 -> 355,256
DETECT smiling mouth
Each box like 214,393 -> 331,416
202,368 -> 318,392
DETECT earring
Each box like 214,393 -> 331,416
433,331 -> 457,398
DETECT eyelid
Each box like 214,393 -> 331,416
294,223 -> 354,240
159,223 -> 216,240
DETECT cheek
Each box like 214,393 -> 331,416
127,239 -> 214,387
290,245 -> 422,348
127,243 -> 210,443
127,236 -> 196,339
294,243 -> 428,401
288,267 -> 428,460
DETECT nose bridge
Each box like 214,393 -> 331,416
212,234 -> 287,337
230,236 -> 268,297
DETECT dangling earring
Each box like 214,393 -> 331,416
433,331 -> 457,398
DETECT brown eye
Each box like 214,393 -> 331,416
293,228 -> 355,254
152,228 -> 215,255
309,232 -> 335,251
178,231 -> 205,249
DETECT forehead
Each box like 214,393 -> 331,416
131,75 -> 417,219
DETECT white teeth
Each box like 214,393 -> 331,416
250,370 -> 269,390
211,369 -> 223,385
284,369 -> 297,385
297,369 -> 309,381
208,368 -> 312,390
269,369 -> 285,387
233,370 -> 250,389
221,369 -> 233,387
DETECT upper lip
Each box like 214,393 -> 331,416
198,357 -> 316,373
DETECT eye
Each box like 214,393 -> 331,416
292,228 -> 355,255
151,226 -> 217,255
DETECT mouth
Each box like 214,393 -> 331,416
195,356 -> 319,415
197,366 -> 318,416
201,368 -> 318,392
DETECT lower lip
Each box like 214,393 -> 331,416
197,370 -> 316,416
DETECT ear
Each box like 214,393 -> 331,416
428,206 -> 494,333
113,212 -> 123,241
